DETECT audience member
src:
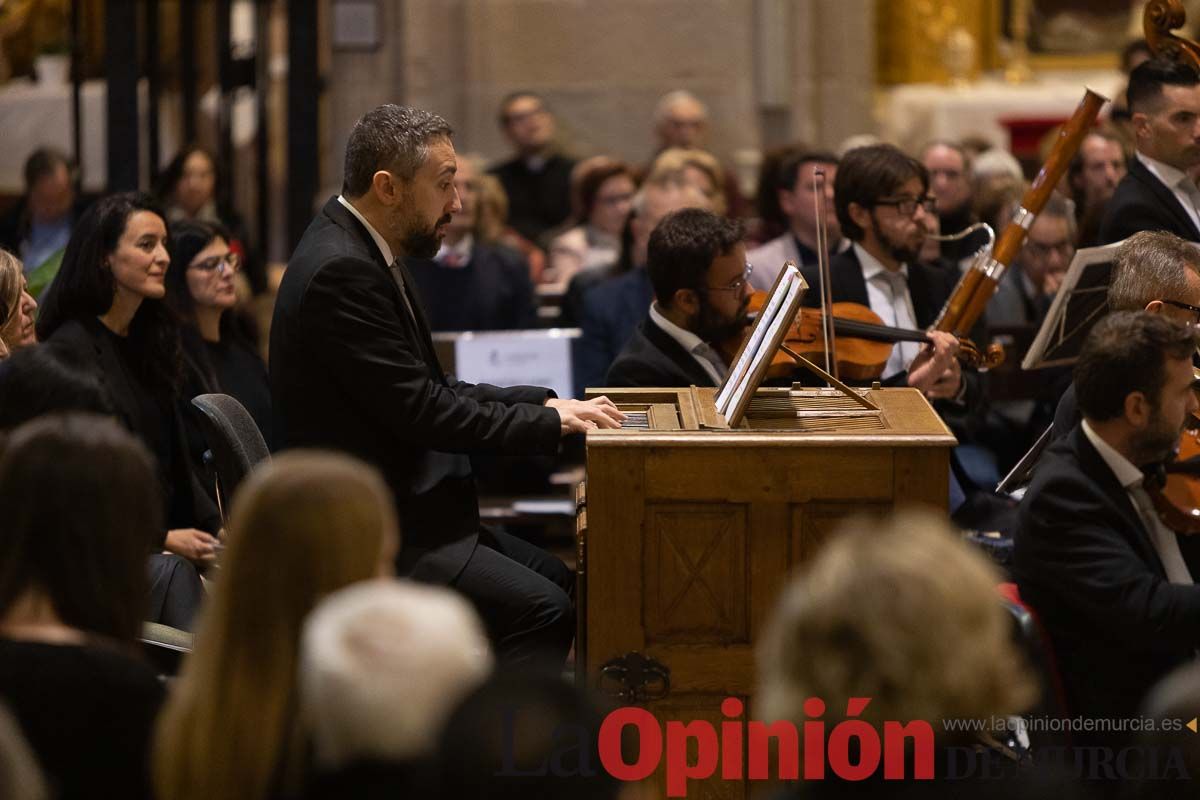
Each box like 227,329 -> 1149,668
607,208 -> 749,387
0,250 -> 37,357
748,150 -> 840,290
0,414 -> 167,799
35,192 -> 222,564
758,509 -> 1045,796
1017,312 -> 1200,741
575,177 -> 710,393
474,164 -> 547,281
435,672 -> 624,800
749,141 -> 809,245
154,450 -> 400,800
299,580 -> 491,798
0,344 -> 203,631
1127,662 -> 1200,798
155,144 -> 266,294
0,148 -> 85,285
545,158 -> 637,286
409,155 -> 537,331
0,702 -> 46,800
1052,230 -> 1200,438
921,140 -> 989,265
1100,58 -> 1200,244
165,220 -> 273,447
489,92 -> 577,243
650,90 -> 745,216
648,147 -> 727,215
1069,129 -> 1127,246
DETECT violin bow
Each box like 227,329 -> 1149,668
813,168 -> 839,383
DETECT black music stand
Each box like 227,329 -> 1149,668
1021,239 -> 1122,371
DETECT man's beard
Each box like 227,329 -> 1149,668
1131,407 -> 1185,466
870,212 -> 923,265
694,292 -> 749,345
396,209 -> 452,260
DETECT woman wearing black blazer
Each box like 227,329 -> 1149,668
35,192 -> 220,566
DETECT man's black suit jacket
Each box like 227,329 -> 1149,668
605,316 -> 719,388
1098,155 -> 1200,244
270,198 -> 561,581
1014,424 -> 1200,722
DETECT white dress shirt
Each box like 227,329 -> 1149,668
1081,420 -> 1195,585
1136,153 -> 1200,236
337,195 -> 413,318
854,243 -> 920,379
648,303 -> 727,385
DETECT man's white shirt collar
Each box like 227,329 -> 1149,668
650,302 -> 708,356
1080,419 -> 1145,490
338,195 -> 395,266
1138,152 -> 1191,193
854,242 -> 909,283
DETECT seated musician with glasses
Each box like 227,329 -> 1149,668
799,144 -> 968,401
604,208 -> 752,388
165,220 -> 274,450
1052,230 -> 1200,441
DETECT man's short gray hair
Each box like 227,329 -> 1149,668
342,104 -> 453,197
1109,230 -> 1200,312
299,580 -> 491,768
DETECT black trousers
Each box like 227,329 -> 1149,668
449,527 -> 575,669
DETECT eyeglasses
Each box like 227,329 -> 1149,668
707,262 -> 753,293
189,251 -> 241,276
1162,298 -> 1200,324
875,195 -> 937,217
1025,239 -> 1074,258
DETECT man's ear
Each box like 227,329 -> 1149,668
1125,390 -> 1152,428
671,287 -> 700,317
847,201 -> 871,232
371,170 -> 400,205
1131,111 -> 1151,141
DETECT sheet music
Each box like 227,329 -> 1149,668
717,263 -> 800,416
723,268 -> 803,420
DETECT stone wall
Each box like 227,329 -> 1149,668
322,0 -> 876,196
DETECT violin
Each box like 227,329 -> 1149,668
729,292 -> 1004,383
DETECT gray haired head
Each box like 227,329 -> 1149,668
1109,230 -> 1200,312
342,104 -> 454,197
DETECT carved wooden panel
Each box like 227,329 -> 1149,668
644,504 -> 749,645
790,502 -> 891,565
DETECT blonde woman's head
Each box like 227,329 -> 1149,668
0,251 -> 36,358
757,509 -> 1034,731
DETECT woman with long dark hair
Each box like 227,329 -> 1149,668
0,414 -> 167,799
155,145 -> 266,294
36,192 -> 221,565
166,220 -> 272,447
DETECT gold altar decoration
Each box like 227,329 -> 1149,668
877,0 -> 997,85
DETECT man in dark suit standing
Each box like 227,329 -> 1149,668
1016,312 -> 1200,732
1099,59 -> 1200,244
271,105 -> 623,666
606,208 -> 751,388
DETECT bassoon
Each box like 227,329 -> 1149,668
931,88 -> 1108,338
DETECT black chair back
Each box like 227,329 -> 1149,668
191,393 -> 270,512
